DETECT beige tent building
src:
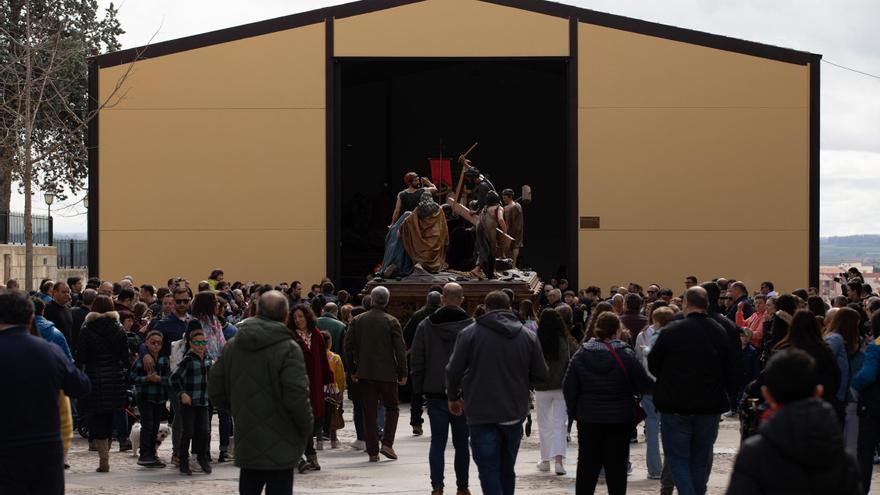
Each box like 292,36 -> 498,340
89,0 -> 819,293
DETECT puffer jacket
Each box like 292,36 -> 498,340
411,305 -> 473,399
564,338 -> 654,423
727,398 -> 861,494
37,315 -> 72,362
208,316 -> 313,470
76,312 -> 130,413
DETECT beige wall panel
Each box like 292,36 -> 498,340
98,23 -> 324,109
98,108 -> 324,231
579,230 -> 808,295
578,23 -> 809,108
578,106 -> 808,230
335,0 -> 568,57
99,229 -> 325,288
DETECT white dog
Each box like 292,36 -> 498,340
130,422 -> 172,456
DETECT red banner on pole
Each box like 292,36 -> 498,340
429,158 -> 452,186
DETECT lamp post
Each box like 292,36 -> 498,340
43,192 -> 55,246
83,194 -> 88,209
44,191 -> 55,218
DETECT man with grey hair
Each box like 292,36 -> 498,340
344,286 -> 407,462
209,290 -> 312,495
316,302 -> 346,355
546,288 -> 563,309
648,287 -> 734,495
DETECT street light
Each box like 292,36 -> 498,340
83,194 -> 88,209
44,191 -> 55,218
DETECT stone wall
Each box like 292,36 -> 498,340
0,244 -> 58,290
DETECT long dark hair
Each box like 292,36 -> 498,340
288,304 -> 317,333
191,291 -> 217,322
518,299 -> 537,322
775,309 -> 825,352
537,308 -> 568,362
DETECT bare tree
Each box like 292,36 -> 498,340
0,0 -> 136,289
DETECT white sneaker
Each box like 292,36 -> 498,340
350,440 -> 366,451
537,460 -> 550,472
555,461 -> 566,475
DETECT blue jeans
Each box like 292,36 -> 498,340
641,395 -> 662,477
469,421 -> 523,495
660,413 -> 719,495
426,399 -> 469,490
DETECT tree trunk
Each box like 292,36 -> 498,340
0,150 -> 13,215
23,5 -> 33,292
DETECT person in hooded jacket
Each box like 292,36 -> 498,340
76,294 -> 130,473
564,312 -> 654,495
446,290 -> 549,495
208,291 -> 313,495
411,282 -> 474,495
33,297 -> 72,362
727,348 -> 861,495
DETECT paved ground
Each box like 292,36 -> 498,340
64,401 -> 876,494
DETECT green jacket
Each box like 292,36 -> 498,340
208,316 -> 313,470
534,335 -> 573,391
316,314 -> 347,355
344,308 -> 407,383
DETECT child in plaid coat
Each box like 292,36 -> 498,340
130,330 -> 170,467
169,329 -> 213,475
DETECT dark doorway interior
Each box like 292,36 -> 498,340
338,59 -> 569,292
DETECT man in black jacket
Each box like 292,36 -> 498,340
727,349 -> 861,494
0,291 -> 90,495
648,287 -> 734,495
411,282 -> 474,495
44,282 -> 73,344
446,290 -> 548,495
701,281 -> 744,417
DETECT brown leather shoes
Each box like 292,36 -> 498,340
379,445 -> 398,460
368,455 -> 379,462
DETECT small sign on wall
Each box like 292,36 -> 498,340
580,216 -> 600,229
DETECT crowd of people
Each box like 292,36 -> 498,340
1,268 -> 877,494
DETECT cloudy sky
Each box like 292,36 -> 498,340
40,0 -> 878,235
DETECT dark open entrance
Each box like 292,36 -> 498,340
337,59 -> 570,292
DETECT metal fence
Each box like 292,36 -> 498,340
0,212 -> 52,246
57,238 -> 88,268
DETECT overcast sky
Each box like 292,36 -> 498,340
40,0 -> 878,235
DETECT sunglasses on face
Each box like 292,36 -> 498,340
191,340 -> 207,346
175,299 -> 190,304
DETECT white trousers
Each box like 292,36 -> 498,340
535,389 -> 568,461
844,402 -> 859,457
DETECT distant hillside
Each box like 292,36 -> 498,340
821,235 -> 880,266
